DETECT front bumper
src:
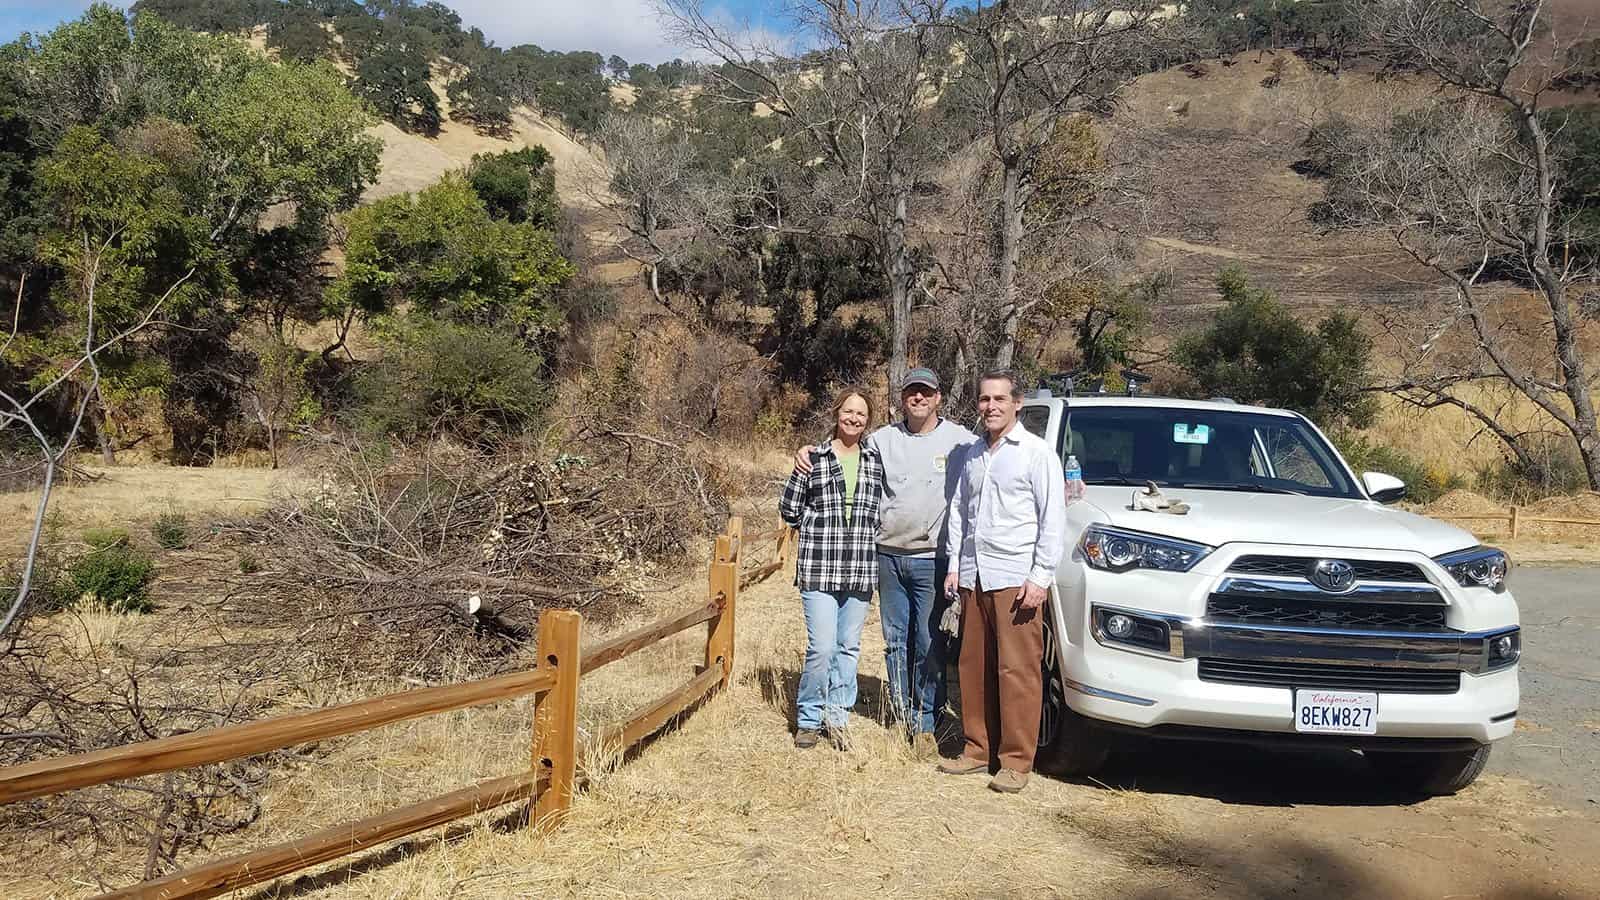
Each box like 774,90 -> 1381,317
1053,546 -> 1521,745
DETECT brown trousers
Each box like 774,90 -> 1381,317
957,580 -> 1045,773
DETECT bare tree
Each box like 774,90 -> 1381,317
937,0 -> 1168,369
595,114 -> 705,315
1,259 -> 191,636
1316,0 -> 1600,487
660,0 -> 947,390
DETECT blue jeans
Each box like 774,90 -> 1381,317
877,553 -> 948,734
797,589 -> 871,731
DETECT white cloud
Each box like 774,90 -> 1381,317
447,0 -> 697,64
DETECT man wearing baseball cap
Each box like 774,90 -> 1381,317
794,367 -> 975,756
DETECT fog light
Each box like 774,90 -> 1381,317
1485,630 -> 1520,670
1106,614 -> 1136,639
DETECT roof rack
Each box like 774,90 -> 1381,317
1035,368 -> 1157,399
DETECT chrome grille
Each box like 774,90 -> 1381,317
1197,659 -> 1461,694
1205,597 -> 1448,631
1229,555 -> 1429,583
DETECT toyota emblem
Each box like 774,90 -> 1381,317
1310,559 -> 1357,593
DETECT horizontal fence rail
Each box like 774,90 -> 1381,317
592,665 -> 724,756
581,599 -> 723,674
0,515 -> 774,900
0,667 -> 559,806
99,770 -> 548,900
1430,505 -> 1600,538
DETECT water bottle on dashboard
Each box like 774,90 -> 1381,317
1064,454 -> 1085,503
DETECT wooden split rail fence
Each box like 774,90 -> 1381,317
1430,505 -> 1600,538
0,517 -> 795,900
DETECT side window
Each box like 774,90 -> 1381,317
1072,424 -> 1135,478
1258,426 -> 1333,488
1019,406 -> 1051,440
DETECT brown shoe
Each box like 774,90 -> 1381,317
912,732 -> 938,760
988,769 -> 1029,793
937,756 -> 988,775
794,729 -> 821,750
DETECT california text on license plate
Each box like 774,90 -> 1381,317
1294,690 -> 1378,735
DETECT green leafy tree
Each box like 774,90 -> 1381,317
1175,267 -> 1376,429
334,174 -> 574,334
0,41 -> 43,280
4,6 -> 379,461
29,126 -> 218,461
447,61 -> 514,136
265,5 -> 334,63
466,145 -> 560,228
354,42 -> 442,135
129,0 -> 263,34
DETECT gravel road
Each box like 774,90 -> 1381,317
1489,565 -> 1600,809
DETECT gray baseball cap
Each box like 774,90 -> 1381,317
901,367 -> 940,391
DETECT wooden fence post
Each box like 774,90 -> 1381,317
529,610 -> 581,830
1509,506 -> 1521,539
706,518 -> 741,688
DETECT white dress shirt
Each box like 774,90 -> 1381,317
944,421 -> 1067,591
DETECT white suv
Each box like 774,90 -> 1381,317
1021,394 -> 1520,795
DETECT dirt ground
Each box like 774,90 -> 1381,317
8,510 -> 1594,899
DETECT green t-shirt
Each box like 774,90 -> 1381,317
838,448 -> 860,521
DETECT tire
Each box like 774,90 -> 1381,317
1037,705 -> 1111,776
1037,617 -> 1110,777
1366,744 -> 1492,796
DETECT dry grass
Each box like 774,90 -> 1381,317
6,503 -> 1598,897
1361,386 -> 1575,480
0,464 -> 308,555
1,529 -> 1146,899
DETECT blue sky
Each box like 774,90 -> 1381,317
0,0 -> 784,63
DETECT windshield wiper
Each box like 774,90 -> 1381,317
1085,475 -> 1142,485
1173,481 -> 1305,495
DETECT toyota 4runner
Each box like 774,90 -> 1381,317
1021,394 -> 1520,795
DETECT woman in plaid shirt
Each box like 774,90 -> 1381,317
779,388 -> 886,749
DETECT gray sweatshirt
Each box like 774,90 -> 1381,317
866,418 -> 975,557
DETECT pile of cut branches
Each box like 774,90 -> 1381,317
228,426 -> 729,675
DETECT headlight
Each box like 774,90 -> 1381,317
1434,546 -> 1510,593
1081,525 -> 1212,573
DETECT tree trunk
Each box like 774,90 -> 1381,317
883,185 -> 913,398
992,159 -> 1026,370
1524,109 -> 1600,490
94,388 -> 116,466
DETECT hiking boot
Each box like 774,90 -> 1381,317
794,729 -> 821,750
912,731 -> 939,760
937,756 -> 988,776
988,769 -> 1029,794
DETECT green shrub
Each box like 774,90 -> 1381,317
1175,267 -> 1376,430
1335,434 -> 1462,505
82,527 -> 131,551
151,512 -> 188,550
351,318 -> 549,445
69,531 -> 154,613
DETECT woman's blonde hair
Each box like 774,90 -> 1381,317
829,387 -> 876,438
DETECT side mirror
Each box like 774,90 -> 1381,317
1362,471 -> 1407,504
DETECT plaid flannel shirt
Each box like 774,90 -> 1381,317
779,441 -> 886,593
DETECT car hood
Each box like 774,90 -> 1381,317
1083,486 -> 1480,558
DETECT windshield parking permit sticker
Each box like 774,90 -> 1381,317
1173,424 -> 1211,445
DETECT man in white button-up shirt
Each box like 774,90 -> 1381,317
937,371 -> 1066,793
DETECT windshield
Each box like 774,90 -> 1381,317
1062,406 -> 1362,499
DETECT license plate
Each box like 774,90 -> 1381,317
1294,690 -> 1378,735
